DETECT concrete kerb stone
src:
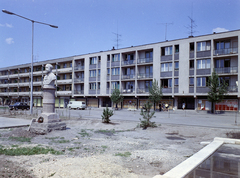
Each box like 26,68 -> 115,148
153,137 -> 240,178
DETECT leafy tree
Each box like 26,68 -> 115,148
110,88 -> 123,109
149,79 -> 163,110
101,105 -> 113,123
139,102 -> 156,129
207,71 -> 228,113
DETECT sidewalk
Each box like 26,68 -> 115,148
0,117 -> 30,129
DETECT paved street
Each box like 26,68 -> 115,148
1,107 -> 240,129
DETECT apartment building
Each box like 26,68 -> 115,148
0,30 -> 239,111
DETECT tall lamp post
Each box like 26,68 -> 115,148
2,9 -> 58,115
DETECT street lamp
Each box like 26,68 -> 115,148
2,9 -> 58,115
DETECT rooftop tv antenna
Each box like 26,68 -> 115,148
160,22 -> 173,41
186,2 -> 197,37
112,21 -> 122,49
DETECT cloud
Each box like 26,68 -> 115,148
0,23 -> 13,28
212,27 -> 229,33
5,38 -> 14,44
6,23 -> 13,28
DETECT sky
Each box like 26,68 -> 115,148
1,0 -> 240,68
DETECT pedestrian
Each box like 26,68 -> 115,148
182,102 -> 185,110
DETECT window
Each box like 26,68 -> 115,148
63,74 -> 67,79
190,43 -> 194,51
190,60 -> 194,69
89,83 -> 96,90
98,69 -> 101,76
197,41 -> 211,51
145,66 -> 153,74
97,82 -> 101,89
197,77 -> 206,87
111,81 -> 119,89
175,45 -> 179,53
174,78 -> 179,86
216,41 -> 230,50
107,68 -> 110,75
161,79 -> 172,88
89,70 -> 96,77
107,82 -> 110,89
175,62 -> 179,70
189,78 -> 194,86
112,54 -> 120,62
112,68 -> 120,75
161,63 -> 172,72
70,63 -> 72,67
70,74 -> 72,79
90,57 -> 97,65
197,59 -> 210,69
145,51 -> 153,59
215,59 -> 230,68
125,54 -> 134,61
162,46 -> 172,56
63,63 -> 67,68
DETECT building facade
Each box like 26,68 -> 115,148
0,30 -> 239,111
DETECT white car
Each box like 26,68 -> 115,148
67,101 -> 86,110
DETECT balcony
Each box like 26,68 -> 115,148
122,88 -> 135,94
74,78 -> 84,83
214,47 -> 238,56
122,60 -> 136,66
57,91 -> 72,96
214,67 -> 238,74
162,88 -> 172,93
227,85 -> 238,92
75,66 -> 84,71
57,68 -> 72,73
74,90 -> 84,95
56,79 -> 72,84
137,58 -> 153,64
122,74 -> 135,80
137,87 -> 149,94
137,73 -> 153,79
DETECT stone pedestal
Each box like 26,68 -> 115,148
29,85 -> 66,134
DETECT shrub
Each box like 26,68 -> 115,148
139,101 -> 157,129
101,106 -> 113,123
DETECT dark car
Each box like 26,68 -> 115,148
9,102 -> 30,110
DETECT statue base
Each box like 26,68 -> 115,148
29,113 -> 66,134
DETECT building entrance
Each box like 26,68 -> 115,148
178,97 -> 195,109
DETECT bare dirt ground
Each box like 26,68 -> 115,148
0,117 -> 235,178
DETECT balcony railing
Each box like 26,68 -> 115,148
214,47 -> 238,56
137,88 -> 149,94
137,58 -> 153,64
122,88 -> 135,94
214,67 -> 238,74
122,60 -> 136,66
122,74 -> 135,80
74,66 -> 84,71
74,78 -> 84,83
137,73 -> 153,79
74,90 -> 84,94
227,85 -> 238,92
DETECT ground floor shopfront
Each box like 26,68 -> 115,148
1,95 -> 239,112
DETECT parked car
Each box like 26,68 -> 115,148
9,102 -> 30,110
67,101 -> 86,110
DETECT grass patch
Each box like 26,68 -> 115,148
101,145 -> 107,149
11,145 -> 19,148
53,140 -> 70,144
49,172 -> 56,177
9,137 -> 31,143
68,147 -> 80,151
0,146 -> 62,156
45,137 -> 60,140
78,129 -> 92,137
115,151 -> 131,157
